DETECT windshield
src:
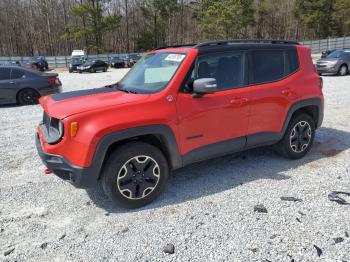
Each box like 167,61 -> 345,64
84,60 -> 95,65
117,52 -> 186,94
327,50 -> 348,58
72,57 -> 84,63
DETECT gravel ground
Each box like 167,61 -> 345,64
0,69 -> 350,262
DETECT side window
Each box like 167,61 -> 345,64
0,68 -> 11,81
252,50 -> 284,84
11,69 -> 25,79
252,50 -> 299,84
196,51 -> 246,90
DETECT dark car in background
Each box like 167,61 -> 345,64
110,56 -> 128,68
128,53 -> 142,66
77,60 -> 108,73
36,56 -> 49,70
0,66 -> 61,105
316,50 -> 350,76
24,56 -> 49,71
69,56 -> 86,73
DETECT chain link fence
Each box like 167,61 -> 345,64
300,36 -> 350,54
1,37 -> 350,68
0,53 -> 134,68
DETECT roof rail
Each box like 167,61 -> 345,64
154,43 -> 197,50
194,39 -> 300,48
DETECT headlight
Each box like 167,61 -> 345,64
327,61 -> 337,66
41,112 -> 64,144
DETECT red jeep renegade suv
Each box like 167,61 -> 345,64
36,40 -> 324,208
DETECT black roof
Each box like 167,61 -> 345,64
155,39 -> 300,51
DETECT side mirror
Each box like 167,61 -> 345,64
192,78 -> 218,98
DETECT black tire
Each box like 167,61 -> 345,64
101,141 -> 169,209
275,113 -> 315,159
17,88 -> 40,105
69,69 -> 73,73
90,68 -> 95,73
338,64 -> 348,76
103,67 -> 107,72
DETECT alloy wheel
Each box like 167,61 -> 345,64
289,121 -> 312,153
117,155 -> 160,200
340,65 -> 347,76
20,89 -> 37,104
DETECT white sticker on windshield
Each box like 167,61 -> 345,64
165,54 -> 185,62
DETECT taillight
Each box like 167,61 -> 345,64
48,76 -> 61,86
48,77 -> 56,84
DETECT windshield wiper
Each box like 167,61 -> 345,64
119,88 -> 138,94
114,83 -> 138,94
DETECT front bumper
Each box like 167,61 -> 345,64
69,65 -> 79,72
316,65 -> 338,74
35,133 -> 98,188
77,67 -> 91,72
40,85 -> 62,96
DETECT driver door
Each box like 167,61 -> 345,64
0,68 -> 14,103
176,51 -> 251,162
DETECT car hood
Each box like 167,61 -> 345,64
317,58 -> 339,63
40,87 -> 150,119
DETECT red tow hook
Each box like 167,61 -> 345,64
44,168 -> 53,175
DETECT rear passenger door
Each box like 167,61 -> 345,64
0,68 -> 14,103
246,49 -> 300,147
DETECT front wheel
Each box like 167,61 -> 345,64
275,113 -> 315,159
338,64 -> 348,76
101,142 -> 169,208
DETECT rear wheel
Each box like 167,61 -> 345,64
338,64 -> 348,76
90,68 -> 95,73
103,67 -> 107,72
275,113 -> 315,159
101,142 -> 169,208
17,88 -> 39,105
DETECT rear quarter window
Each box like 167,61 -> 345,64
251,49 -> 299,85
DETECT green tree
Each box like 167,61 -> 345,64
294,0 -> 336,38
332,0 -> 350,36
198,0 -> 255,40
62,0 -> 120,53
137,0 -> 179,49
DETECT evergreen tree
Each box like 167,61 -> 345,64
62,0 -> 120,53
198,0 -> 255,40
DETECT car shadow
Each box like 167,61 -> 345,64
0,103 -> 20,108
86,127 -> 350,213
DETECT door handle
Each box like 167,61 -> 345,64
230,97 -> 248,105
9,81 -> 15,84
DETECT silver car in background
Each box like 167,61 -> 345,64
316,50 -> 350,76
